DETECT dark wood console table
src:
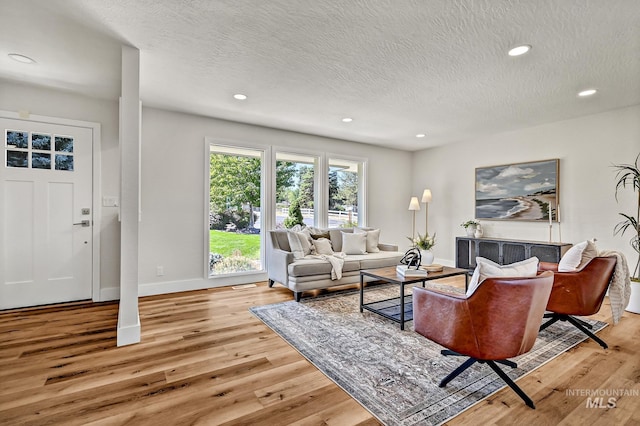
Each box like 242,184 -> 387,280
456,236 -> 572,273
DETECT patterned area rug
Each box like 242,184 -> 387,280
250,283 -> 607,426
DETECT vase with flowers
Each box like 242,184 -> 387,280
409,232 -> 436,266
461,219 -> 479,237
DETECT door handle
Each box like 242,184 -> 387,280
73,220 -> 91,227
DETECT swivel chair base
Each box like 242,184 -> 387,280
440,350 -> 535,409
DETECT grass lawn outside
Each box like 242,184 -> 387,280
210,230 -> 260,259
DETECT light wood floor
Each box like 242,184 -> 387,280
1,277 -> 639,425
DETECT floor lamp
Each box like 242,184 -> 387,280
408,196 -> 421,240
421,189 -> 432,235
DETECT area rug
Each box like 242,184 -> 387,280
250,284 -> 608,426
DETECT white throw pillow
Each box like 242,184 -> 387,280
287,231 -> 312,259
354,227 -> 380,253
289,224 -> 306,233
558,239 -> 598,272
558,241 -> 587,271
313,238 -> 334,255
465,256 -> 539,297
341,232 -> 367,255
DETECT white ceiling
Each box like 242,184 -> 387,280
1,0 -> 639,151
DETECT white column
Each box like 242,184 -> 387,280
117,45 -> 141,346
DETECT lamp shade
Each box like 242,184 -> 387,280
408,196 -> 421,211
421,189 -> 432,203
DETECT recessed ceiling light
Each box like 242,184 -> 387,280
508,45 -> 531,57
577,89 -> 597,97
416,134 -> 426,138
342,117 -> 353,123
8,53 -> 36,64
233,94 -> 247,100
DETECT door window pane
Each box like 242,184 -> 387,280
55,155 -> 74,171
328,158 -> 360,227
32,134 -> 51,150
32,153 -> 51,169
276,152 -> 317,228
55,136 -> 74,152
209,146 -> 262,276
7,151 -> 28,168
6,131 -> 28,148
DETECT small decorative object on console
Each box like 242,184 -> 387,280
461,219 -> 479,237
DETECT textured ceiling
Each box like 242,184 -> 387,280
1,0 -> 639,150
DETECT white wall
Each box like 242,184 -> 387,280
412,105 -> 640,268
138,107 -> 413,294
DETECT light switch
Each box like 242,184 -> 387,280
102,196 -> 119,207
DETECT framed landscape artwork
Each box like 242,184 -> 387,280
475,159 -> 559,221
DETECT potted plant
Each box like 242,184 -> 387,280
409,232 -> 436,265
613,153 -> 640,313
461,219 -> 479,237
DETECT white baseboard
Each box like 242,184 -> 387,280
138,272 -> 268,297
117,311 -> 140,346
97,272 -> 269,302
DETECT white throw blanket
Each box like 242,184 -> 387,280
307,252 -> 347,280
599,250 -> 632,324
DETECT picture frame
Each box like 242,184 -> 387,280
475,159 -> 559,221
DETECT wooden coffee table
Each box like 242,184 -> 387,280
359,266 -> 468,330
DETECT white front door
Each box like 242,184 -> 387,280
0,118 -> 93,309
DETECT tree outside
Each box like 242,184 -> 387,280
210,154 -> 296,230
284,198 -> 305,228
276,160 -> 316,227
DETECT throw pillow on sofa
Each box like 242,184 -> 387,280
287,231 -> 312,259
306,226 -> 331,241
313,238 -> 334,255
466,256 -> 539,297
341,231 -> 367,255
354,227 -> 380,253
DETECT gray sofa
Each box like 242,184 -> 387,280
267,228 -> 405,301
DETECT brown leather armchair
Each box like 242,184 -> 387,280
538,256 -> 617,349
413,271 -> 554,408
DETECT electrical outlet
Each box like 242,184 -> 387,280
156,266 -> 164,276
